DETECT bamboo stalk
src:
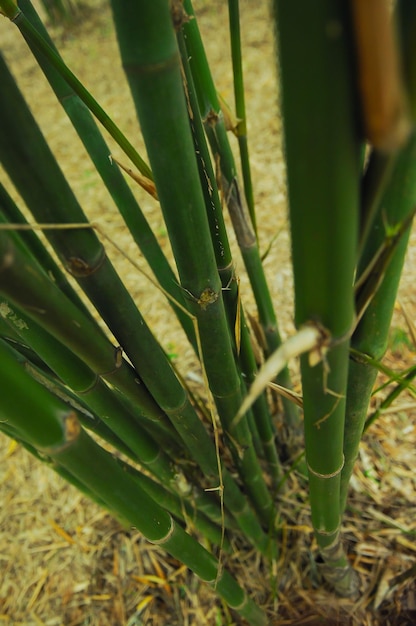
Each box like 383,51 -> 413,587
273,0 -> 361,596
120,463 -> 233,550
358,152 -> 396,261
0,56 -> 202,433
0,251 -> 271,552
341,132 -> 416,512
0,53 -> 217,480
1,398 -> 229,548
0,224 -> 273,553
227,0 -> 257,236
182,0 -> 299,429
4,328 -> 236,536
0,339 -> 135,456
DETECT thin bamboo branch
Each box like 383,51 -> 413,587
227,0 -> 257,236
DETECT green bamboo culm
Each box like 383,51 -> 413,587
110,0 -> 276,529
273,0 -> 361,596
227,0 -> 257,237
0,341 -> 267,626
0,339 -> 125,455
0,225 -> 237,540
341,132 -> 416,513
340,1 -> 416,514
0,298 -> 194,494
182,0 -> 300,430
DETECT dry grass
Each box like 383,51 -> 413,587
0,0 -> 415,624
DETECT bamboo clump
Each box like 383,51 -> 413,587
0,0 -> 415,623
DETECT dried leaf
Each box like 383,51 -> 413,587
234,324 -> 326,426
110,155 -> 158,199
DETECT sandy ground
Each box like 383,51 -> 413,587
0,1 -> 415,624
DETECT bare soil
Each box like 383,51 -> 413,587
0,1 -> 415,624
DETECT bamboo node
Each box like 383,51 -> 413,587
41,411 -> 81,456
150,515 -> 175,545
77,375 -> 100,395
349,347 -> 372,365
66,246 -> 106,278
4,5 -> 21,21
97,345 -> 125,378
307,321 -> 331,367
170,0 -> 192,31
307,454 -> 344,479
